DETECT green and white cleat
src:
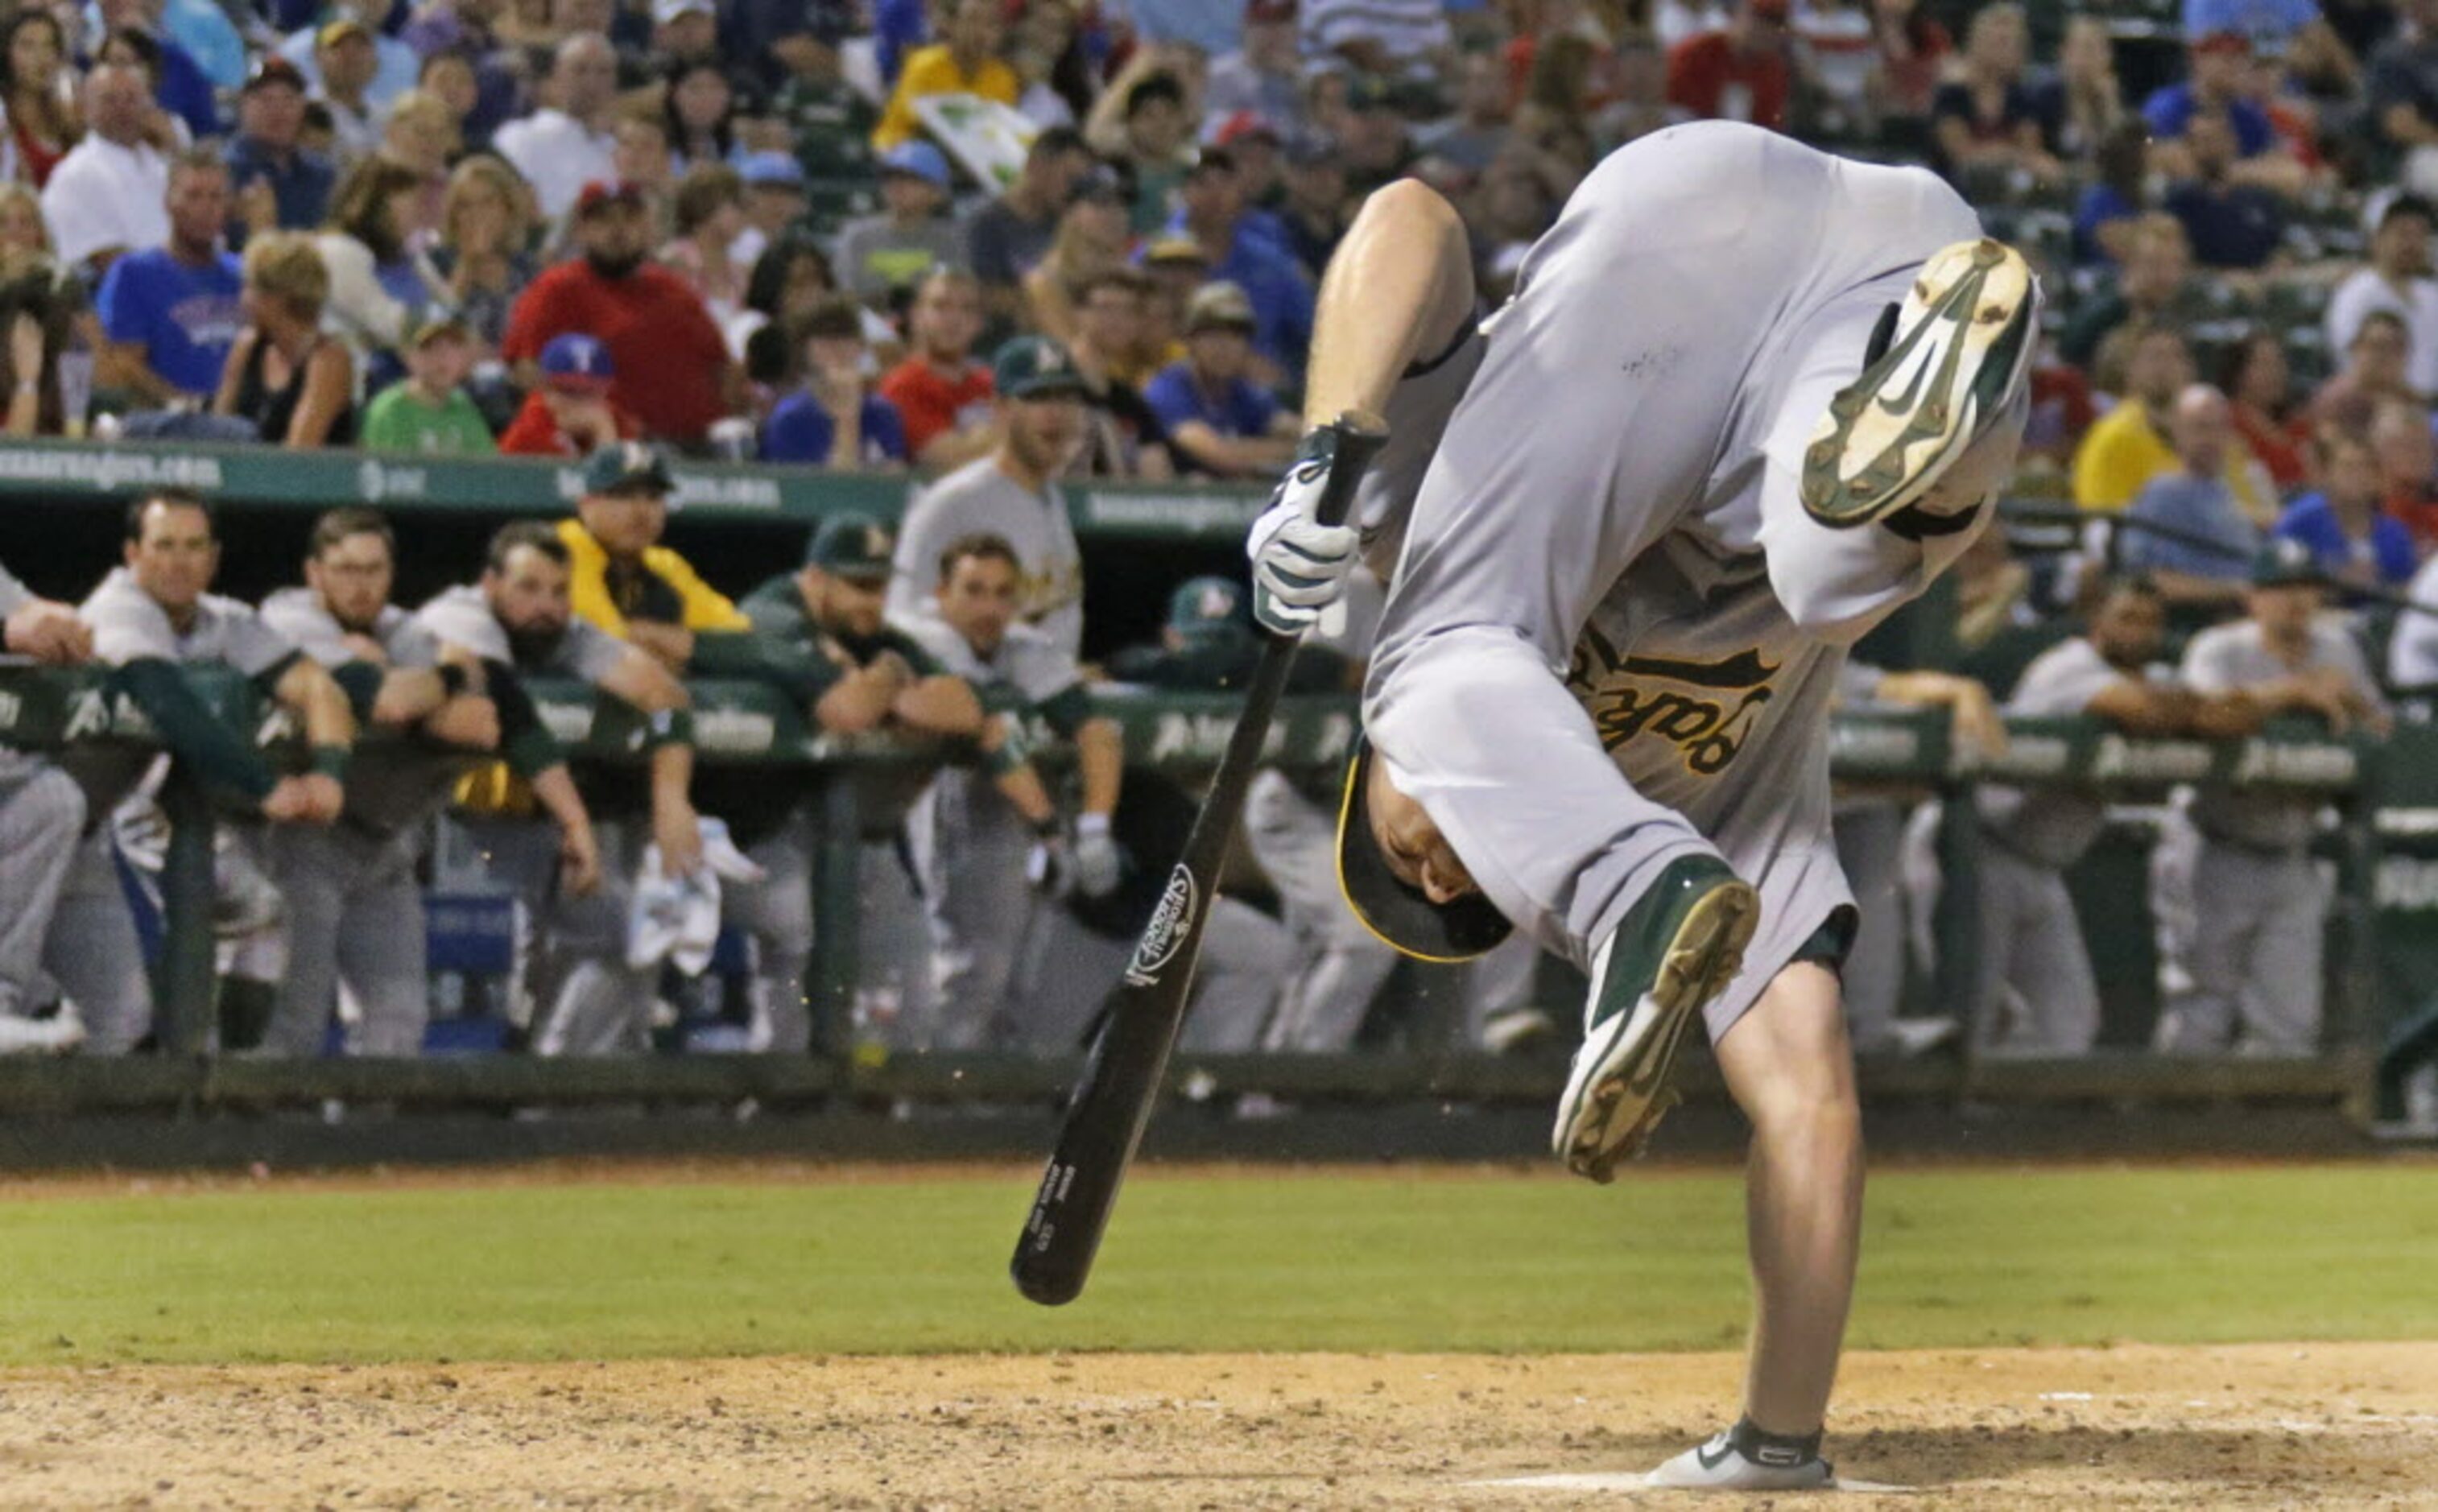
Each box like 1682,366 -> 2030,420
1552,857 -> 1758,1184
1801,237 -> 2038,530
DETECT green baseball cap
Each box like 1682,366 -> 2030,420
807,512 -> 895,580
1167,575 -> 1252,644
992,334 -> 1090,400
581,440 -> 675,498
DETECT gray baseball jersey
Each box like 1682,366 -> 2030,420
260,585 -> 463,839
897,614 -> 1087,720
412,585 -> 628,684
0,563 -> 42,785
1977,637 -> 2171,869
1357,121 -> 2008,1038
2180,618 -> 2382,853
2389,552 -> 2438,688
886,456 -> 1085,659
72,567 -> 300,813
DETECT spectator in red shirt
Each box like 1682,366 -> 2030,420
499,179 -> 739,446
2371,398 -> 2438,551
877,266 -> 998,473
497,331 -> 641,456
2219,328 -> 2308,492
1664,0 -> 1793,131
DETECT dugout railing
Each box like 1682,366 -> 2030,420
0,662 -> 2404,1123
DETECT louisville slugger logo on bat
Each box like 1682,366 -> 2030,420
1123,864 -> 1200,987
1010,410 -> 1389,1309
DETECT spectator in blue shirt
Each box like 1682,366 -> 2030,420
2163,108 -> 2289,269
2275,427 -> 2419,593
1161,147 -> 1314,389
95,147 -> 244,404
760,295 -> 909,469
1143,281 -> 1298,479
2144,32 -> 2279,154
224,57 -> 337,240
2120,384 -> 2263,609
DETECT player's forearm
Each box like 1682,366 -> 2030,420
991,761 -> 1059,827
279,659 -> 358,752
1302,178 -> 1476,428
893,674 -> 983,735
528,762 -> 594,836
648,739 -> 695,816
624,620 -> 694,671
1075,717 -> 1122,816
371,667 -> 449,726
812,667 -> 899,733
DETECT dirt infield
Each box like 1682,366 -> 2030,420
1,1342 -> 2432,1509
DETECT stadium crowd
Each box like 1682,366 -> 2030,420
2,0 -> 2438,1068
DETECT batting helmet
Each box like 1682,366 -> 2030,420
1334,736 -> 1513,962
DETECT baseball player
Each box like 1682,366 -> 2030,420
899,531 -> 1125,1049
2159,543 -> 2386,1056
1969,578 -> 2200,1056
728,513 -> 1022,1053
885,336 -> 1088,659
416,522 -> 691,1056
557,443 -> 751,675
0,559 -> 93,1053
1105,576 -> 1386,1051
61,491 -> 360,1055
254,507 -> 505,1057
1244,122 -> 2037,1487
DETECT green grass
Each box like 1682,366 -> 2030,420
0,1164 -> 2432,1366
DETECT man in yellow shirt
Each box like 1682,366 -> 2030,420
557,442 -> 749,672
2073,323 -> 2276,522
872,0 -> 1020,152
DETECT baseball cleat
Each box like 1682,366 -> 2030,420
1552,857 -> 1758,1183
1647,1425 -> 1836,1491
1801,237 -> 2037,529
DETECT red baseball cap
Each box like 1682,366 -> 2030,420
2192,29 -> 2251,56
572,180 -> 647,217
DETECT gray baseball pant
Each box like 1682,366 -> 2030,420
1971,841 -> 2101,1056
1245,769 -> 1399,1051
42,827 -> 153,1053
725,810 -> 817,1055
905,774 -> 1036,1051
2159,841 -> 2325,1056
468,816 -> 657,1057
1011,896 -> 1291,1054
0,766 -> 85,1018
256,822 -> 431,1057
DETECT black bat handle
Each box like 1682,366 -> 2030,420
1009,410 -> 1388,1306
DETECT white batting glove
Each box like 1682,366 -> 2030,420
1247,443 -> 1361,637
1070,814 -> 1122,899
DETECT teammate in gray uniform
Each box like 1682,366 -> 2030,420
1243,122 -> 2039,1489
416,523 -> 689,1056
2387,549 -> 2438,688
1972,579 -> 2199,1056
2162,543 -> 2388,1056
1106,576 -> 1380,1051
0,560 -> 93,1053
67,491 -> 360,1055
885,336 -> 1088,659
255,508 -> 506,1056
729,514 -> 1009,1052
899,533 -> 1126,1049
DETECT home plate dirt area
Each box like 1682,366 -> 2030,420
0,1341 -> 2431,1509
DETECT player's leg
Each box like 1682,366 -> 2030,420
1177,898 -> 1291,1053
2014,867 -> 2102,1055
2160,841 -> 2254,1053
255,825 -> 347,1056
730,812 -> 816,1054
335,831 -> 431,1058
1970,845 -> 2039,1053
1245,770 -> 1399,1051
531,820 -> 654,1056
911,783 -> 1034,1051
2236,853 -> 2327,1056
41,828 -> 154,1054
1648,955 -> 1856,1490
0,769 -> 85,1025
